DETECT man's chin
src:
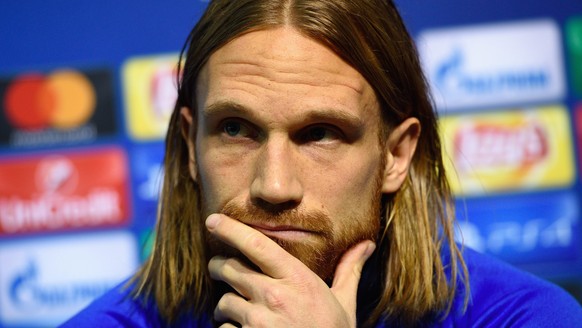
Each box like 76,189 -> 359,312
272,236 -> 342,284
206,235 -> 340,283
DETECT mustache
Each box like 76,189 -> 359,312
220,202 -> 333,239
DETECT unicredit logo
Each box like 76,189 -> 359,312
0,148 -> 130,235
35,156 -> 78,195
0,157 -> 121,233
3,70 -> 96,131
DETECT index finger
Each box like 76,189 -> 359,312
205,213 -> 305,279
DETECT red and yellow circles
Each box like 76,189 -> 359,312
4,70 -> 96,130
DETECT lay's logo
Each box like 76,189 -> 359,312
453,122 -> 548,173
441,105 -> 575,195
122,54 -> 179,140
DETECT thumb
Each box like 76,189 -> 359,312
330,240 -> 376,319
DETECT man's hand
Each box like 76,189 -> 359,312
206,213 -> 376,328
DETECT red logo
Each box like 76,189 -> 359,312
150,65 -> 178,120
3,70 -> 96,131
0,147 -> 131,235
453,123 -> 548,172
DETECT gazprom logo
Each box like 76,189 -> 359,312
0,232 -> 137,326
9,261 -> 111,310
418,19 -> 565,111
435,49 -> 549,96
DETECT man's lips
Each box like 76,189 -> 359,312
246,223 -> 316,240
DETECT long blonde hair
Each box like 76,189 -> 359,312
133,0 -> 468,326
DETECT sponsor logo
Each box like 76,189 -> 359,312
440,105 -> 575,195
452,121 -> 548,173
566,17 -> 582,96
0,232 -> 137,326
137,162 -> 163,202
0,147 -> 131,235
3,71 -> 95,130
574,103 -> 582,173
9,262 -> 111,310
418,19 -> 565,111
0,68 -> 117,147
434,49 -> 550,97
455,192 -> 579,272
122,54 -> 179,140
131,143 -> 165,229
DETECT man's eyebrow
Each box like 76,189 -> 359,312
300,109 -> 365,130
202,100 -> 252,118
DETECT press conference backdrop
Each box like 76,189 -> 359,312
0,1 -> 581,326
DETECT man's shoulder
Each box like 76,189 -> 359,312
441,247 -> 582,327
59,279 -> 166,328
60,279 -> 212,328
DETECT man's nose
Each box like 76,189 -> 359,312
250,138 -> 303,208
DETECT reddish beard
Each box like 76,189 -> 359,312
205,200 -> 380,283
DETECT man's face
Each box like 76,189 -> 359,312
188,27 -> 390,282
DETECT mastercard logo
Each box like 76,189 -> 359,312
3,70 -> 96,131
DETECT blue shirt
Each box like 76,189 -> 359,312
61,248 -> 582,327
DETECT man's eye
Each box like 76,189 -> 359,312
223,121 -> 242,136
304,126 -> 341,142
220,120 -> 256,139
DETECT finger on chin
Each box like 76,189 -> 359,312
331,240 -> 375,301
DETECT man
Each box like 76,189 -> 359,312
63,0 -> 582,327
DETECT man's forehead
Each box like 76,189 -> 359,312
203,27 -> 368,95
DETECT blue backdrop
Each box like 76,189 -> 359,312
0,1 -> 581,326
